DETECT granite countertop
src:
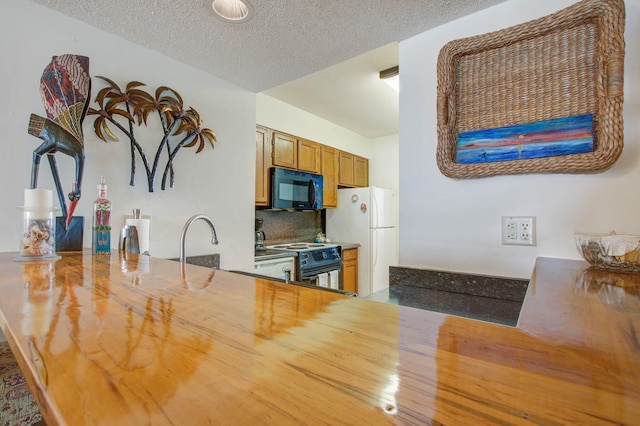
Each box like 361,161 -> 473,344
254,249 -> 297,261
254,242 -> 359,261
2,252 -> 637,424
334,242 -> 360,250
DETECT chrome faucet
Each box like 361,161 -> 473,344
179,214 -> 219,263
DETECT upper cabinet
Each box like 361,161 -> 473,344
338,151 -> 369,188
353,155 -> 369,187
272,131 -> 298,169
320,145 -> 338,208
297,139 -> 321,173
256,125 -> 368,208
338,151 -> 354,186
272,132 -> 321,173
255,126 -> 271,206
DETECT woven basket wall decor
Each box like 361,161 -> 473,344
436,0 -> 625,179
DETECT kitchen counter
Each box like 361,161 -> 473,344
0,252 -> 638,424
335,242 -> 360,250
254,248 -> 297,260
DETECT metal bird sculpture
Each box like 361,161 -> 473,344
28,55 -> 91,229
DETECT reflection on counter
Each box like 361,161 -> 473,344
575,267 -> 640,313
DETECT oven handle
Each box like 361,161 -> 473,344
301,269 -> 341,287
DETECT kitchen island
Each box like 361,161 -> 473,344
0,251 -> 638,424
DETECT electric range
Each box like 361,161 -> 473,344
265,242 -> 342,287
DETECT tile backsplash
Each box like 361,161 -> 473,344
256,210 -> 322,244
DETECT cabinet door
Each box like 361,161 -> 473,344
321,145 -> 338,208
272,132 -> 297,169
338,151 -> 354,186
255,126 -> 271,206
341,248 -> 358,294
353,156 -> 369,187
298,139 -> 321,173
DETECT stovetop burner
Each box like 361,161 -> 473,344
267,243 -> 337,251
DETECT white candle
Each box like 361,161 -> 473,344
24,188 -> 53,219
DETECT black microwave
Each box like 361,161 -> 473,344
271,167 -> 323,210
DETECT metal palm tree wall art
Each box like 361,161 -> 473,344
87,77 -> 217,192
27,54 -> 91,252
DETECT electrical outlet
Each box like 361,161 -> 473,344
502,216 -> 536,246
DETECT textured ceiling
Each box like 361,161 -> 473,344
29,0 -> 508,137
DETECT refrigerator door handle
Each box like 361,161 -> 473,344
372,191 -> 378,228
372,229 -> 378,270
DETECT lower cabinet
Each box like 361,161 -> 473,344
341,248 -> 358,294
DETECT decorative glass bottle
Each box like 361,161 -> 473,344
92,176 -> 111,255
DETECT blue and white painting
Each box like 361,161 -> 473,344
455,114 -> 594,164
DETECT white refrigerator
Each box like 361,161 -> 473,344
326,187 -> 397,297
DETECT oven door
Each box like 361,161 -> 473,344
271,167 -> 323,210
299,264 -> 342,290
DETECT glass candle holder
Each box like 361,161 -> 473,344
15,189 -> 60,261
20,208 -> 56,257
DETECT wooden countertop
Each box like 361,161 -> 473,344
0,252 -> 638,424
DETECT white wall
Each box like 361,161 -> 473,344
369,134 -> 399,193
256,93 -> 375,161
399,0 -> 640,278
1,0 -> 256,271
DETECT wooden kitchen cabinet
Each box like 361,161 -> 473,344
255,126 -> 271,206
320,145 -> 338,208
353,155 -> 369,187
341,247 -> 358,294
338,151 -> 354,186
297,139 -> 321,173
256,125 -> 369,206
338,151 -> 368,188
272,131 -> 298,169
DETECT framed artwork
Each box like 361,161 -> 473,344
436,0 -> 625,179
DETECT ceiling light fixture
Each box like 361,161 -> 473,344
212,0 -> 254,23
379,66 -> 399,92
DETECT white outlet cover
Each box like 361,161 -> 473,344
502,216 -> 536,246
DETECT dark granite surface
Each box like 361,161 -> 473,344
390,266 -> 529,302
167,254 -> 220,269
366,285 -> 522,326
366,266 -> 529,326
255,210 -> 322,245
335,242 -> 360,250
254,249 -> 298,261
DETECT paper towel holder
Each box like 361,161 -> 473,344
118,225 -> 140,255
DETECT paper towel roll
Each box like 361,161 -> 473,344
126,218 -> 150,254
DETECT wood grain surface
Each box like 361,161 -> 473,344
0,252 -> 638,425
